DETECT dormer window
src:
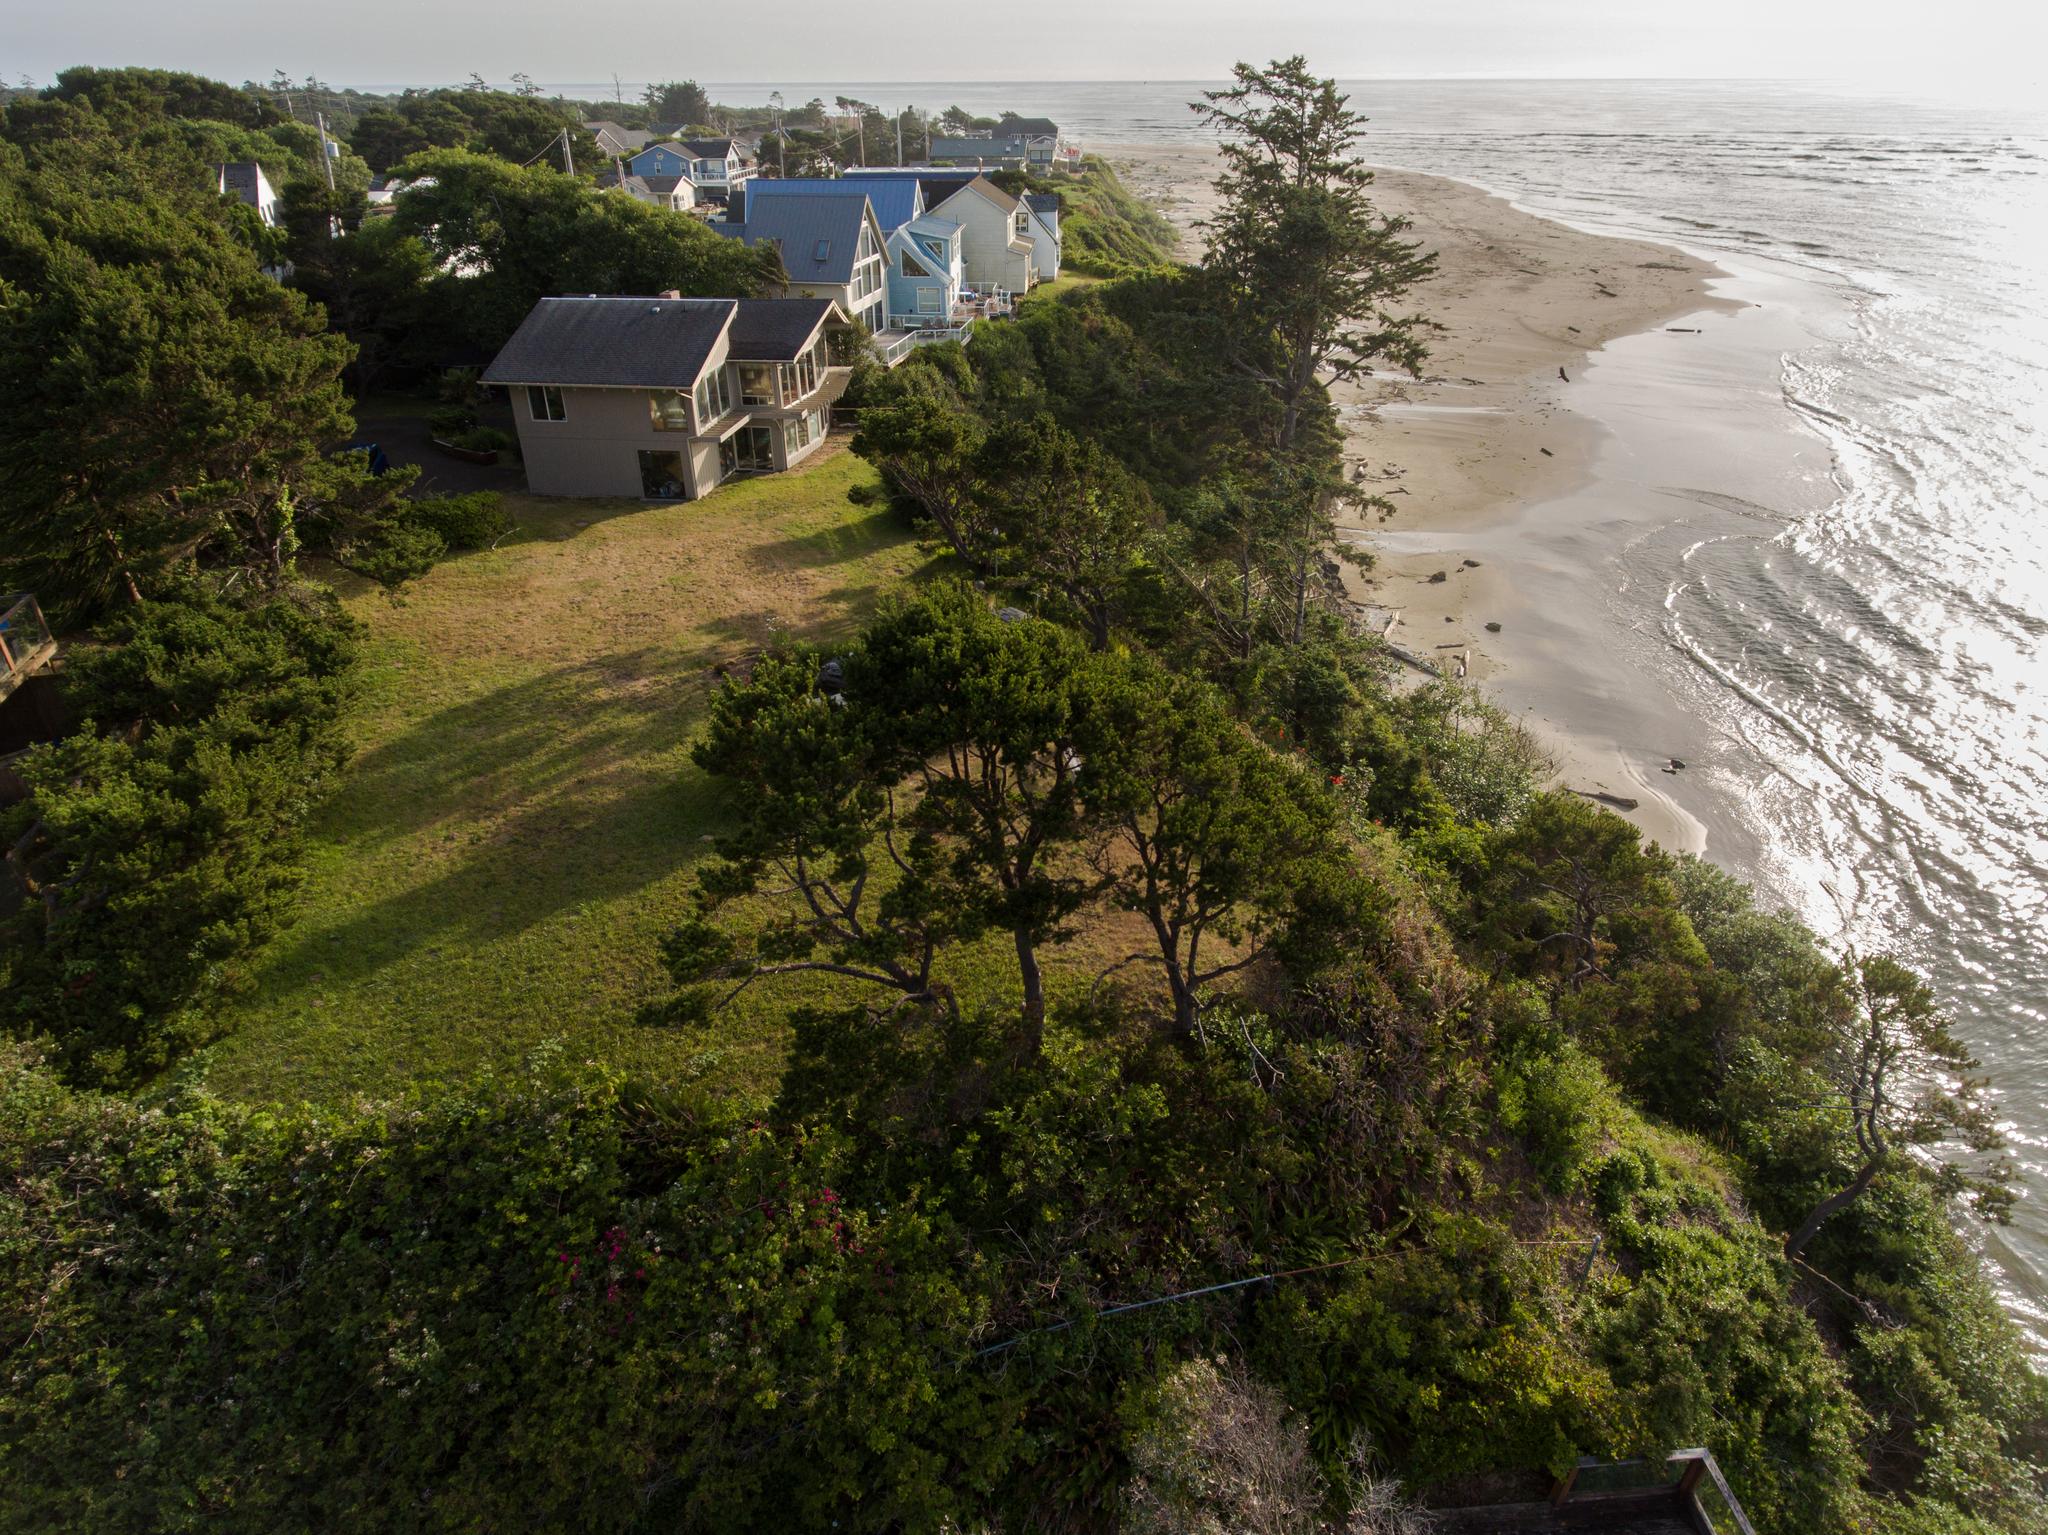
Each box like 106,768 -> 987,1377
1015,210 -> 1029,235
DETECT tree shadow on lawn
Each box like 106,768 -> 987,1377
740,506 -> 908,569
239,646 -> 723,1009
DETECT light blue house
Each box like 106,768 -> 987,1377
628,138 -> 754,204
885,214 -> 966,327
628,142 -> 695,179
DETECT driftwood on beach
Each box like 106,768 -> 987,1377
1572,788 -> 1641,811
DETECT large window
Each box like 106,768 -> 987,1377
779,348 -> 819,402
719,424 -> 777,480
738,363 -> 776,407
526,385 -> 566,422
693,367 -> 731,428
638,450 -> 686,500
648,390 -> 691,432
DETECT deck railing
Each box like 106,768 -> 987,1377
0,592 -> 55,703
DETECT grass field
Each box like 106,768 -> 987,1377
1018,273 -> 1104,308
200,446 -> 937,1104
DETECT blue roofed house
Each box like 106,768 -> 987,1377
738,175 -> 925,235
482,293 -> 851,501
713,193 -> 889,333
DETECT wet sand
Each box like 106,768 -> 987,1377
1102,142 -> 1750,852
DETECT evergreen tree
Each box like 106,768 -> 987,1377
1194,59 -> 1438,643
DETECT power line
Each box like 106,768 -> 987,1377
971,1237 -> 1602,1361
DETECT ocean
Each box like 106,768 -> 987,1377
696,78 -> 2048,1343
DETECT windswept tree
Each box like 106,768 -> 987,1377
1784,953 -> 2013,1258
849,365 -> 999,575
852,585 -> 1106,1044
643,79 -> 712,128
659,649 -> 962,1021
663,585 -> 1105,1051
1080,663 -> 1355,1034
975,414 -> 1157,649
1193,59 -> 1438,642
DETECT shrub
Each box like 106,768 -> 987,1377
335,517 -> 445,585
409,489 -> 512,549
428,404 -> 475,438
450,426 -> 516,456
0,588 -> 359,1085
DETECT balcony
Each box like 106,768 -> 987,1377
0,593 -> 55,707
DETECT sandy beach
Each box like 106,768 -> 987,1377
1101,142 -> 1746,852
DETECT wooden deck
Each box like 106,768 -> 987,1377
0,593 -> 55,707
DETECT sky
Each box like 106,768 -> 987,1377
5,0 -> 2042,103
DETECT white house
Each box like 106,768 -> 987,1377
925,177 -> 1036,294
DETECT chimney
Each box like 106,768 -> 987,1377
658,289 -> 682,300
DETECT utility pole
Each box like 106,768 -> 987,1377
770,90 -> 785,177
895,108 -> 903,166
560,128 -> 575,177
315,111 -> 337,191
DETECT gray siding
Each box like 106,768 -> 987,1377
512,386 -> 708,499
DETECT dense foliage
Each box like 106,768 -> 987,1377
0,588 -> 360,1086
0,53 -> 2040,1535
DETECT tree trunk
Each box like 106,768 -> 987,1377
1291,544 -> 1310,646
1785,1155 -> 1884,1259
1014,928 -> 1045,1047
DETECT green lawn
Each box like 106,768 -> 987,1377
201,447 -> 934,1104
1019,273 -> 1104,308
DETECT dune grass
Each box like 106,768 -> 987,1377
200,447 -> 937,1105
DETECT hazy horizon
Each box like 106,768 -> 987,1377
6,0 -> 2041,108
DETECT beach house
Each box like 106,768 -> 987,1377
904,170 -> 1063,283
482,294 -> 849,501
584,121 -> 653,158
713,193 -> 889,332
631,138 -> 753,205
595,169 -> 698,214
885,213 -> 967,329
929,118 -> 1064,170
923,177 -> 1037,294
213,160 -> 281,226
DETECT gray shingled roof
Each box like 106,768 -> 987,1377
215,161 -> 269,205
928,175 -> 1019,214
712,194 -> 873,285
585,120 -> 654,151
481,297 -> 735,388
726,299 -> 839,361
678,138 -> 739,160
1024,193 -> 1061,215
